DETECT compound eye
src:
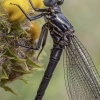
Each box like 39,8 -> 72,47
43,0 -> 57,7
57,0 -> 64,5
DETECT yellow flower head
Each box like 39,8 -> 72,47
31,0 -> 44,8
26,21 -> 41,40
2,0 -> 30,22
2,0 -> 44,22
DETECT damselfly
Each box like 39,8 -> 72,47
11,0 -> 100,100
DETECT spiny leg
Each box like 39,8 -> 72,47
10,3 -> 44,21
16,23 -> 48,51
10,3 -> 32,21
28,0 -> 46,12
37,24 -> 48,58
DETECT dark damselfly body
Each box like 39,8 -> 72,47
11,0 -> 100,100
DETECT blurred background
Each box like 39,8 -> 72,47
1,0 -> 100,100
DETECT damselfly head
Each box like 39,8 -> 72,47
57,0 -> 64,5
43,0 -> 57,7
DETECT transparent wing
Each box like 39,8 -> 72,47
63,35 -> 100,100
